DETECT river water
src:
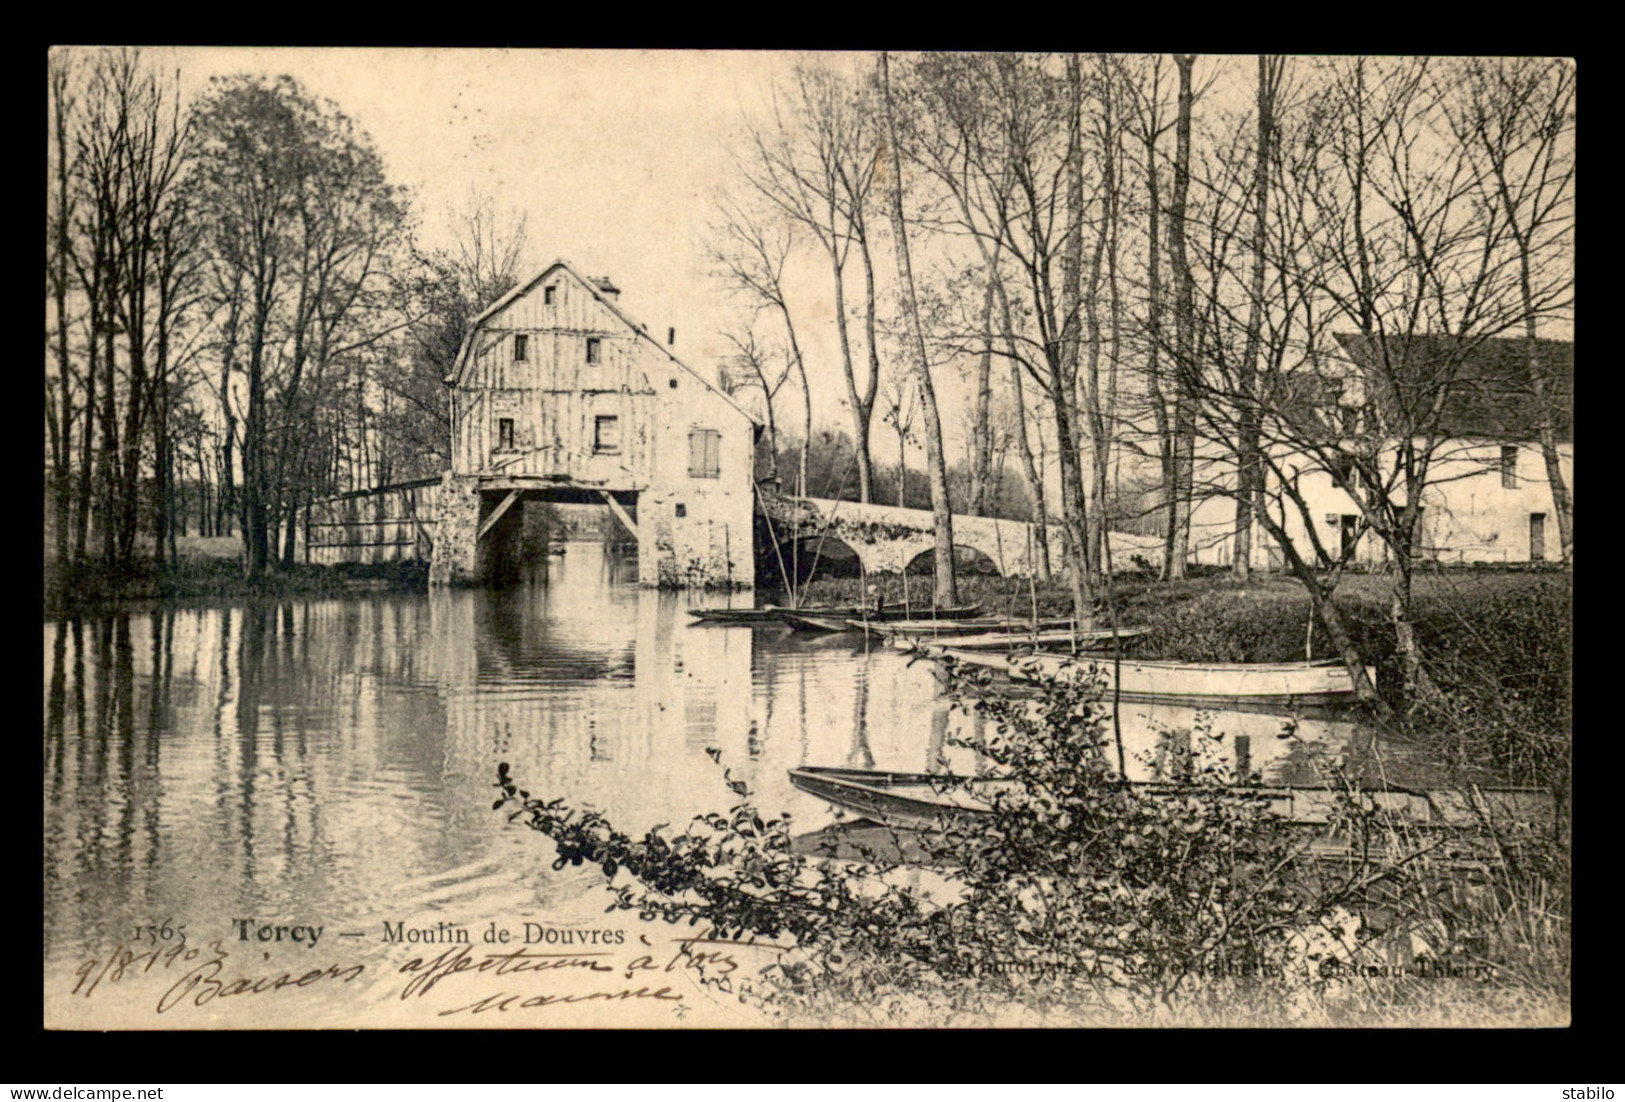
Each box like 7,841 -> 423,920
44,540 -> 1384,1028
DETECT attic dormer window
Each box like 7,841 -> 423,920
586,337 -> 602,365
1329,453 -> 1355,485
513,334 -> 528,362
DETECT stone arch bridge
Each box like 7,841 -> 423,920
761,495 -> 1064,580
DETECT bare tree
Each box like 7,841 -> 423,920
1163,54 -> 1198,581
880,51 -> 956,607
720,327 -> 794,487
46,53 -> 79,578
1165,56 -> 1549,712
880,373 -> 917,508
191,74 -> 406,577
1232,56 -> 1287,580
386,195 -> 532,481
1444,57 -> 1575,564
897,52 -> 1094,619
710,195 -> 812,497
742,61 -> 882,502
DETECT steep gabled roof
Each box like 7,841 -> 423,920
447,259 -> 759,426
1334,332 -> 1573,442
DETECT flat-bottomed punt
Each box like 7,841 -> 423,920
687,607 -> 792,625
886,626 -> 1151,651
934,649 -> 1377,708
780,603 -> 984,632
849,615 -> 1083,639
788,766 -> 1554,861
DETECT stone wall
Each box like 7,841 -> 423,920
429,475 -> 482,586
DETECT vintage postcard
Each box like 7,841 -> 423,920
44,48 -> 1572,1029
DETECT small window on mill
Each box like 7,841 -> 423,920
497,418 -> 515,450
688,429 -> 721,478
586,337 -> 602,364
544,285 -> 556,305
1501,445 -> 1518,489
513,334 -> 528,361
675,503 -> 687,518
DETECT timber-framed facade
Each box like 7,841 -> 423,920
430,259 -> 759,588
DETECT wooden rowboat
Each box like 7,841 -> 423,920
788,766 -> 1003,830
788,766 -> 1555,848
780,603 -> 984,633
853,615 -> 1084,635
687,601 -> 975,627
885,626 -> 1151,651
935,649 -> 1377,708
849,616 -> 1086,639
687,607 -> 790,624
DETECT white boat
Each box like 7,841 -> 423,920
935,648 -> 1377,708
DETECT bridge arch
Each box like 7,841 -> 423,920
779,533 -> 866,585
763,496 -> 1060,581
903,544 -> 1002,577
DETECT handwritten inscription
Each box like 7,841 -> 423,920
437,986 -> 683,1016
64,925 -> 789,1023
397,944 -> 616,999
70,940 -> 364,1014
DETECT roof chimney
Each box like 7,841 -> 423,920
668,327 -> 676,346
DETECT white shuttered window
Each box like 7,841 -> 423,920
688,429 -> 721,478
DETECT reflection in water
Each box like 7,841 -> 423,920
44,540 -> 1398,1023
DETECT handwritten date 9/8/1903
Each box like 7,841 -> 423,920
71,940 -> 364,1014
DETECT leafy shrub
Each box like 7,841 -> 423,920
495,660 -> 1490,1024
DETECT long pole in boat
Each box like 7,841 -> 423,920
796,447 -> 858,609
752,474 -> 795,602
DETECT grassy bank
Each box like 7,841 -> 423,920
799,569 -> 1570,722
44,552 -> 429,616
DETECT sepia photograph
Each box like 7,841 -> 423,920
43,47 -> 1573,1029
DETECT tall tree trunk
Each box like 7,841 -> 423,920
859,229 -> 884,500
1165,54 -> 1197,581
244,305 -> 270,578
1054,54 -> 1095,623
1234,56 -> 1279,580
1009,364 -> 1050,581
1103,94 -> 1124,580
51,65 -> 76,581
1142,136 -> 1175,574
880,52 -> 955,608
100,268 -> 120,569
1523,293 -> 1572,565
969,266 -> 997,516
76,261 -> 100,570
896,425 -> 908,508
1082,205 -> 1109,588
217,284 -> 241,540
826,201 -> 872,503
776,300 -> 811,499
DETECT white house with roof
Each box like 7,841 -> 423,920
430,259 -> 760,588
1182,334 -> 1573,570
